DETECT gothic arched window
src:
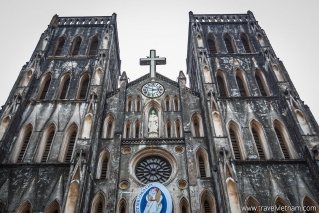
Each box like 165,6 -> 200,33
246,196 -> 261,213
272,65 -> 284,81
250,121 -> 269,160
166,120 -> 172,138
173,96 -> 179,111
216,72 -> 227,97
228,122 -> 244,160
124,121 -> 131,138
207,35 -> 218,54
303,195 -> 319,213
16,201 -> 32,213
201,192 -> 216,213
273,120 -> 295,160
97,150 -> 109,179
224,34 -> 236,53
44,199 -> 61,213
175,119 -> 182,138
180,198 -> 190,213
59,124 -> 78,162
103,114 -> 115,139
54,37 -> 65,56
71,36 -> 82,56
91,192 -> 106,213
38,74 -> 52,100
165,96 -> 170,111
127,97 -> 132,112
235,72 -> 249,97
77,73 -> 90,99
240,33 -> 253,53
118,199 -> 127,213
136,96 -> 141,112
196,148 -> 210,178
58,73 -> 71,99
88,36 -> 99,56
192,113 -> 204,137
15,124 -> 33,163
275,197 -> 290,213
40,125 -> 56,163
254,70 -> 269,96
135,120 -> 140,138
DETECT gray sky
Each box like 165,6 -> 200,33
0,0 -> 318,123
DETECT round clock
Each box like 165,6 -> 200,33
142,82 -> 164,98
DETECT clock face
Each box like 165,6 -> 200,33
142,82 -> 164,98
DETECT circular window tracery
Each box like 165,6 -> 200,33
135,156 -> 172,184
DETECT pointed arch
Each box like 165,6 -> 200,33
224,34 -> 236,53
124,120 -> 131,138
94,69 -> 102,85
102,34 -> 108,49
275,197 -> 291,213
200,190 -> 216,213
57,73 -> 71,99
22,70 -> 33,86
235,70 -> 249,97
197,34 -> 204,47
196,147 -> 210,178
250,120 -> 270,160
203,66 -> 212,83
212,112 -> 223,137
191,113 -> 204,137
273,120 -> 295,159
54,37 -> 66,56
272,65 -> 284,81
59,123 -> 78,162
38,73 -> 52,100
228,121 -> 245,160
136,96 -> 141,112
173,95 -> 179,111
91,191 -> 106,213
88,36 -> 99,56
45,199 -> 61,213
42,36 -> 49,51
71,36 -> 82,56
240,33 -> 253,53
12,123 -> 33,163
257,34 -> 265,46
175,119 -> 182,138
103,114 -> 115,139
303,195 -> 319,213
226,178 -> 241,213
77,73 -> 90,99
16,200 -> 32,213
180,197 -> 190,213
0,116 -> 10,140
127,96 -> 132,112
254,69 -> 270,96
118,198 -> 127,213
245,196 -> 261,213
165,95 -> 170,111
96,149 -> 110,179
65,181 -> 79,213
216,70 -> 228,97
134,120 -> 140,138
207,34 -> 218,54
296,111 -> 311,135
36,123 -> 56,163
82,114 -> 93,138
166,120 -> 172,138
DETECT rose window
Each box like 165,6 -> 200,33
135,156 -> 172,184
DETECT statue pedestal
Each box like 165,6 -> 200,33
148,131 -> 159,138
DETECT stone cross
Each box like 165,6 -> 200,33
140,50 -> 166,78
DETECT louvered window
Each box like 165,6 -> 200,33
217,76 -> 226,96
224,37 -> 235,53
236,76 -> 247,97
208,39 -> 217,54
229,128 -> 241,160
55,38 -> 65,56
89,37 -> 98,55
17,129 -> 32,162
41,130 -> 55,162
199,156 -> 206,177
275,128 -> 290,159
255,75 -> 267,96
97,202 -> 103,213
79,77 -> 89,99
241,36 -> 252,53
204,200 -> 211,213
65,131 -> 76,162
60,77 -> 70,99
252,128 -> 265,160
101,157 -> 108,179
72,37 -> 82,56
40,77 -> 51,100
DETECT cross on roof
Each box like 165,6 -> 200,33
140,50 -> 166,79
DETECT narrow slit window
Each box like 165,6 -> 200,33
100,156 -> 108,179
199,155 -> 206,177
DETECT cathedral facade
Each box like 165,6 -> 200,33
0,11 -> 319,213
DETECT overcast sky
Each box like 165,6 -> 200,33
0,0 -> 318,122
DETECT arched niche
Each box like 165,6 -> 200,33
296,111 -> 311,135
0,116 -> 10,140
143,100 -> 163,138
82,114 -> 93,138
203,66 -> 212,83
65,181 -> 79,213
212,112 -> 223,137
226,178 -> 241,213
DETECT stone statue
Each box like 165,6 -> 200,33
148,110 -> 158,133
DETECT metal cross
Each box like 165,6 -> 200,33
140,50 -> 166,78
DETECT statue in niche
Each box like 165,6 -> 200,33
148,110 -> 159,138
